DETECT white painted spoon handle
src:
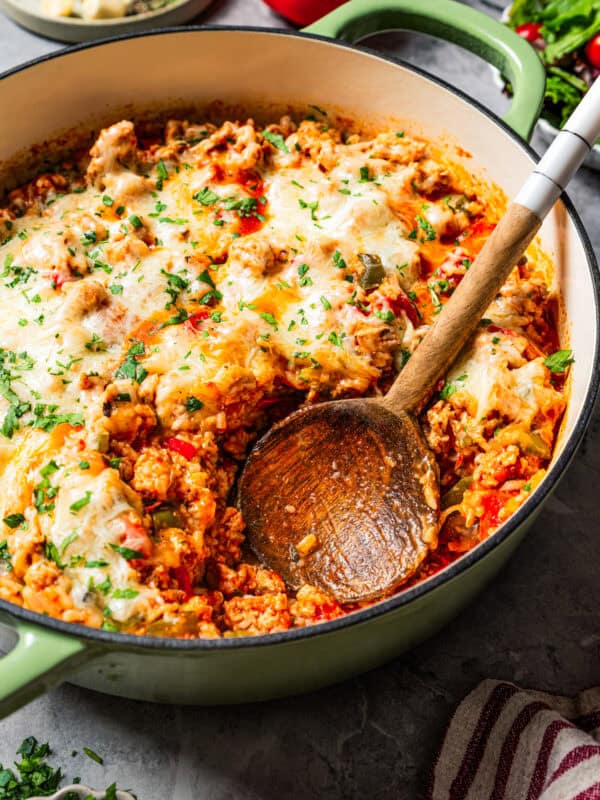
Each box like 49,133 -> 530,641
515,77 -> 600,218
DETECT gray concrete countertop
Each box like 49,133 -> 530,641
0,2 -> 599,798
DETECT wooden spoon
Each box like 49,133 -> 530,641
238,79 -> 600,604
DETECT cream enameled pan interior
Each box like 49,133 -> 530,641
0,28 -> 595,493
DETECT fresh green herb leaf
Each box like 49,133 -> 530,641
109,543 -> 145,560
3,513 -> 24,528
262,129 -> 289,153
69,491 -> 92,514
83,747 -> 103,765
185,396 -> 204,412
544,348 -> 574,373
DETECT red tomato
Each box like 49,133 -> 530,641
167,437 -> 198,460
185,309 -> 209,331
585,34 -> 600,69
515,22 -> 543,43
262,0 -> 345,26
119,515 -> 152,559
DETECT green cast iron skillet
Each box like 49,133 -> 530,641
0,0 -> 597,718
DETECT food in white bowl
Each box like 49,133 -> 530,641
41,0 -> 176,19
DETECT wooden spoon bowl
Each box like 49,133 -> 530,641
239,399 -> 439,603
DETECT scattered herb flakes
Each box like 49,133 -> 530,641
260,311 -> 278,330
128,214 -> 143,229
156,160 -> 169,185
262,129 -> 289,153
297,263 -> 312,287
544,349 -> 574,374
69,491 -> 92,514
298,198 -> 319,221
112,588 -> 139,600
80,230 -> 97,246
193,187 -> 219,206
185,396 -> 204,412
3,513 -> 24,529
82,747 -> 103,765
359,165 -> 373,182
416,214 -> 436,241
0,540 -> 12,571
34,460 -> 60,515
332,250 -> 346,269
440,374 -> 468,401
115,341 -> 147,384
109,543 -> 145,560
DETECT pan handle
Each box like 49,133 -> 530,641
0,612 -> 90,718
303,0 -> 546,142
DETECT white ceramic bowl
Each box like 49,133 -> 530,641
0,0 -> 214,43
30,785 -> 135,800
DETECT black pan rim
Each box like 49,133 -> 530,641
0,25 -> 598,653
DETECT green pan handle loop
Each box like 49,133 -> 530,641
0,613 -> 89,718
303,0 -> 546,142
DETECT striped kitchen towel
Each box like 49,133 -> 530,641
430,679 -> 600,799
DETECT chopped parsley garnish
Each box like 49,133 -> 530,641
33,460 -> 60,515
84,333 -> 107,352
60,531 -> 78,554
69,491 -> 92,514
102,195 -> 114,207
44,540 -> 63,568
298,198 -> 319,221
221,196 -> 259,218
262,129 -> 289,153
260,312 -> 278,329
193,187 -> 219,206
109,543 -> 145,560
416,214 -> 436,241
3,513 -> 24,528
359,165 -> 373,182
160,307 -> 189,329
440,374 -> 468,401
85,559 -> 109,568
156,159 -> 169,187
297,263 -> 312,287
83,747 -> 103,765
115,341 -> 147,384
544,349 -> 574,373
198,269 -> 216,289
128,214 -> 143,229
0,737 -> 62,797
320,296 -> 332,310
185,396 -> 204,412
112,588 -> 139,600
375,309 -> 395,323
0,540 -> 12,571
31,406 -> 84,432
332,250 -> 346,269
161,269 -> 189,308
80,230 -> 97,246
109,284 -> 123,295
327,331 -> 345,347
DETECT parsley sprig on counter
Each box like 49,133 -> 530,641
0,737 -> 126,800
